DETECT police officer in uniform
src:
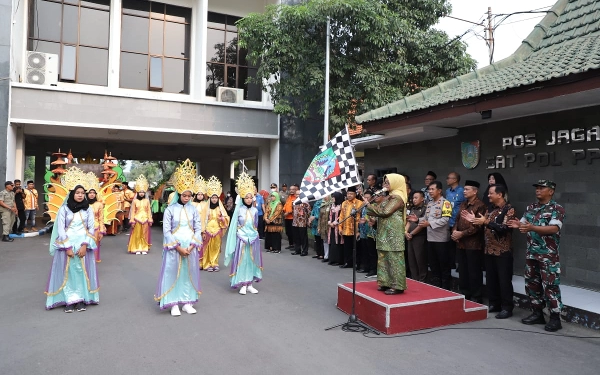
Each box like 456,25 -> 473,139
509,180 -> 565,332
0,181 -> 17,242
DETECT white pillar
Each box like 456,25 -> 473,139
269,138 -> 280,187
5,124 -> 17,181
107,0 -> 123,88
191,0 -> 208,99
14,126 -> 25,180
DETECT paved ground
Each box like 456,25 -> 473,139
1,228 -> 599,375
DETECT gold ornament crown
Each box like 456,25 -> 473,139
60,166 -> 98,192
194,175 -> 207,194
173,159 -> 196,194
206,176 -> 222,197
135,174 -> 149,192
236,172 -> 256,198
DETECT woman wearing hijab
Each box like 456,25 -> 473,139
264,191 -> 284,253
127,175 -> 153,255
318,195 -> 333,262
200,176 -> 230,272
309,199 -> 324,259
87,188 -> 105,262
483,173 -> 509,210
155,160 -> 203,316
327,192 -> 344,266
45,184 -> 99,312
364,174 -> 408,295
224,173 -> 263,295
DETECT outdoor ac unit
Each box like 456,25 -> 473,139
217,87 -> 244,103
26,51 -> 59,86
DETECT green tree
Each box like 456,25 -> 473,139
237,0 -> 476,133
126,161 -> 177,185
24,156 -> 35,181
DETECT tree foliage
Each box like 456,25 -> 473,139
126,161 -> 176,185
237,0 -> 476,133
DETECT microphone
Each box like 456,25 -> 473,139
372,187 -> 388,196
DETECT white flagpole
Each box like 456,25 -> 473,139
324,17 -> 330,145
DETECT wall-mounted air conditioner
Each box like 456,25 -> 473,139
216,87 -> 244,103
26,51 -> 59,86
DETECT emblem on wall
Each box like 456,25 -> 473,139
461,141 -> 480,169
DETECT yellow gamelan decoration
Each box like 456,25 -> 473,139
194,175 -> 207,194
173,159 -> 196,194
135,174 -> 149,193
206,176 -> 222,197
236,172 -> 256,198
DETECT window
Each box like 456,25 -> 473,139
120,0 -> 191,94
28,0 -> 110,86
206,12 -> 261,101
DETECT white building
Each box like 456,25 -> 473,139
3,0 -> 280,190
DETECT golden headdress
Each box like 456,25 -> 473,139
206,176 -> 222,197
173,159 -> 196,194
194,175 -> 207,195
135,174 -> 149,193
60,166 -> 98,192
236,172 -> 256,198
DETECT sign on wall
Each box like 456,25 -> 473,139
461,141 -> 480,169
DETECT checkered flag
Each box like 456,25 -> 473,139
297,126 -> 360,203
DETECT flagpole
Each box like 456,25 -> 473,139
324,16 -> 330,145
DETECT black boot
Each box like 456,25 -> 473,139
521,310 -> 546,325
544,313 -> 562,332
2,235 -> 14,242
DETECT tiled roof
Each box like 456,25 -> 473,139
356,0 -> 600,124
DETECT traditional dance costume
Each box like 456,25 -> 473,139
127,175 -> 152,254
224,173 -> 263,294
88,189 -> 105,262
154,160 -> 203,316
200,176 -> 229,271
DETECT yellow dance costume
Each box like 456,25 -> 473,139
127,175 -> 153,254
200,176 -> 230,271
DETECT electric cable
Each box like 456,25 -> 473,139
361,326 -> 600,339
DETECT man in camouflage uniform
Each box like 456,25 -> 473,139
509,180 -> 565,332
0,181 -> 17,242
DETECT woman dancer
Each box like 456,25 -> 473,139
364,174 -> 408,295
224,173 -> 263,295
87,188 -> 105,262
45,168 -> 99,312
155,160 -> 203,316
127,175 -> 152,255
200,176 -> 229,272
264,191 -> 283,253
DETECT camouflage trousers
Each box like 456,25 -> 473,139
524,252 -> 563,314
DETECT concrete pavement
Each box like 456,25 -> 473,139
0,228 -> 599,374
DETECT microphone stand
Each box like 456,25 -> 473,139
325,194 -> 381,334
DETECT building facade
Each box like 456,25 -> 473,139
2,0 -> 281,192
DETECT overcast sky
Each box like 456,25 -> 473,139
436,0 -> 557,68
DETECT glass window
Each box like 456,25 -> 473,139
30,0 -> 62,42
62,5 -> 79,44
78,47 -> 108,86
120,1 -> 191,93
121,15 -> 149,53
149,57 -> 163,89
61,45 -> 77,81
206,12 -> 261,101
120,52 -> 148,90
80,7 -> 110,48
28,0 -> 110,86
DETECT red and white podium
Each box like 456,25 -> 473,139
337,279 -> 488,334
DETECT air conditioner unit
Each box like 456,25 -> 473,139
26,51 -> 59,86
216,87 -> 244,103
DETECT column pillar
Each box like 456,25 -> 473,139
107,0 -> 123,89
190,0 -> 208,99
14,126 -> 25,181
34,147 -> 47,214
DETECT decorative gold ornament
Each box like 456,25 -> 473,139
236,172 -> 256,198
194,175 -> 207,194
173,159 -> 196,194
60,166 -> 97,192
135,174 -> 149,192
206,176 -> 222,197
